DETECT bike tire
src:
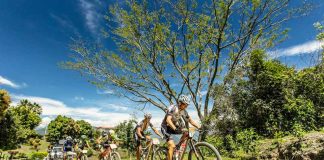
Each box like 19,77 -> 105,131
81,155 -> 88,160
152,147 -> 167,160
188,142 -> 222,160
110,151 -> 121,160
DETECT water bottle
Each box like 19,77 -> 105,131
174,149 -> 180,160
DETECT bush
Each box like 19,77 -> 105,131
236,128 -> 259,153
15,152 -> 28,159
30,152 -> 47,160
86,148 -> 93,157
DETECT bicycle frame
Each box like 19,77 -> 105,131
177,128 -> 199,160
141,138 -> 160,160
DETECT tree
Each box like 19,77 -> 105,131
114,119 -> 137,155
76,120 -> 94,138
0,109 -> 20,150
64,0 -> 307,139
47,115 -> 80,143
0,90 -> 11,120
11,100 -> 42,142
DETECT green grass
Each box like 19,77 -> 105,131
2,139 -> 50,158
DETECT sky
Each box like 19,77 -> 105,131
0,0 -> 323,128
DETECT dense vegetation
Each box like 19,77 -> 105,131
0,90 -> 42,150
46,115 -> 94,143
207,49 -> 324,157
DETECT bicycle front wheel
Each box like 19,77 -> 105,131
188,142 -> 222,160
110,151 -> 121,160
152,147 -> 167,160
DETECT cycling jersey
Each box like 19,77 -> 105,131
134,119 -> 154,146
136,120 -> 153,131
63,140 -> 73,152
161,105 -> 191,141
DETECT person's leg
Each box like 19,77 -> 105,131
136,144 -> 141,160
167,139 -> 176,160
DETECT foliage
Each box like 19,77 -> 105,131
47,115 -> 80,143
11,100 -> 42,142
29,151 -> 47,160
209,47 -> 323,156
76,120 -> 94,138
0,109 -> 20,150
63,0 -> 298,140
114,119 -> 137,154
29,138 -> 42,151
0,90 -> 11,120
231,50 -> 319,137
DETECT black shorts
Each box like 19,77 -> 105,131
134,130 -> 145,146
161,125 -> 182,141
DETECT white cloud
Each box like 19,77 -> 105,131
97,89 -> 114,95
50,13 -> 79,34
11,94 -> 131,127
79,0 -> 100,35
74,96 -> 85,101
39,117 -> 52,128
0,76 -> 24,89
269,40 -> 324,58
106,104 -> 128,111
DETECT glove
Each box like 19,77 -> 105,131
175,128 -> 183,133
181,128 -> 188,133
141,137 -> 146,141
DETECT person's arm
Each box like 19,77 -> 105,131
96,136 -> 102,144
152,127 -> 163,138
136,127 -> 145,139
166,115 -> 177,130
189,117 -> 200,129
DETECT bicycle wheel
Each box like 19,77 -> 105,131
188,142 -> 222,160
110,151 -> 121,160
81,155 -> 88,160
152,147 -> 167,160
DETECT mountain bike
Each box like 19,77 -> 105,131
140,138 -> 162,160
99,143 -> 121,160
153,128 -> 222,160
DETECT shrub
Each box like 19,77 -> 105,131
236,128 -> 259,153
30,152 -> 47,160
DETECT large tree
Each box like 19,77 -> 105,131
64,0 -> 308,136
11,100 -> 42,142
47,115 -> 81,143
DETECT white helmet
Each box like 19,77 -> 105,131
109,130 -> 115,135
178,95 -> 190,105
144,113 -> 152,119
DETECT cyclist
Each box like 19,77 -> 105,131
134,113 -> 163,160
75,135 -> 91,160
161,95 -> 200,160
63,136 -> 75,160
97,130 -> 118,158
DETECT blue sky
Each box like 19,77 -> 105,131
0,0 -> 323,127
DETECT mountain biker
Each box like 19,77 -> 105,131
75,135 -> 91,160
161,95 -> 200,160
63,136 -> 75,160
97,130 -> 118,158
134,113 -> 163,160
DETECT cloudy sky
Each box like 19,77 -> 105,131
0,0 -> 323,128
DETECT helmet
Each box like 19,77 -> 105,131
178,95 -> 190,105
81,135 -> 87,139
109,130 -> 115,135
66,136 -> 72,141
144,113 -> 152,119
102,131 -> 108,137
